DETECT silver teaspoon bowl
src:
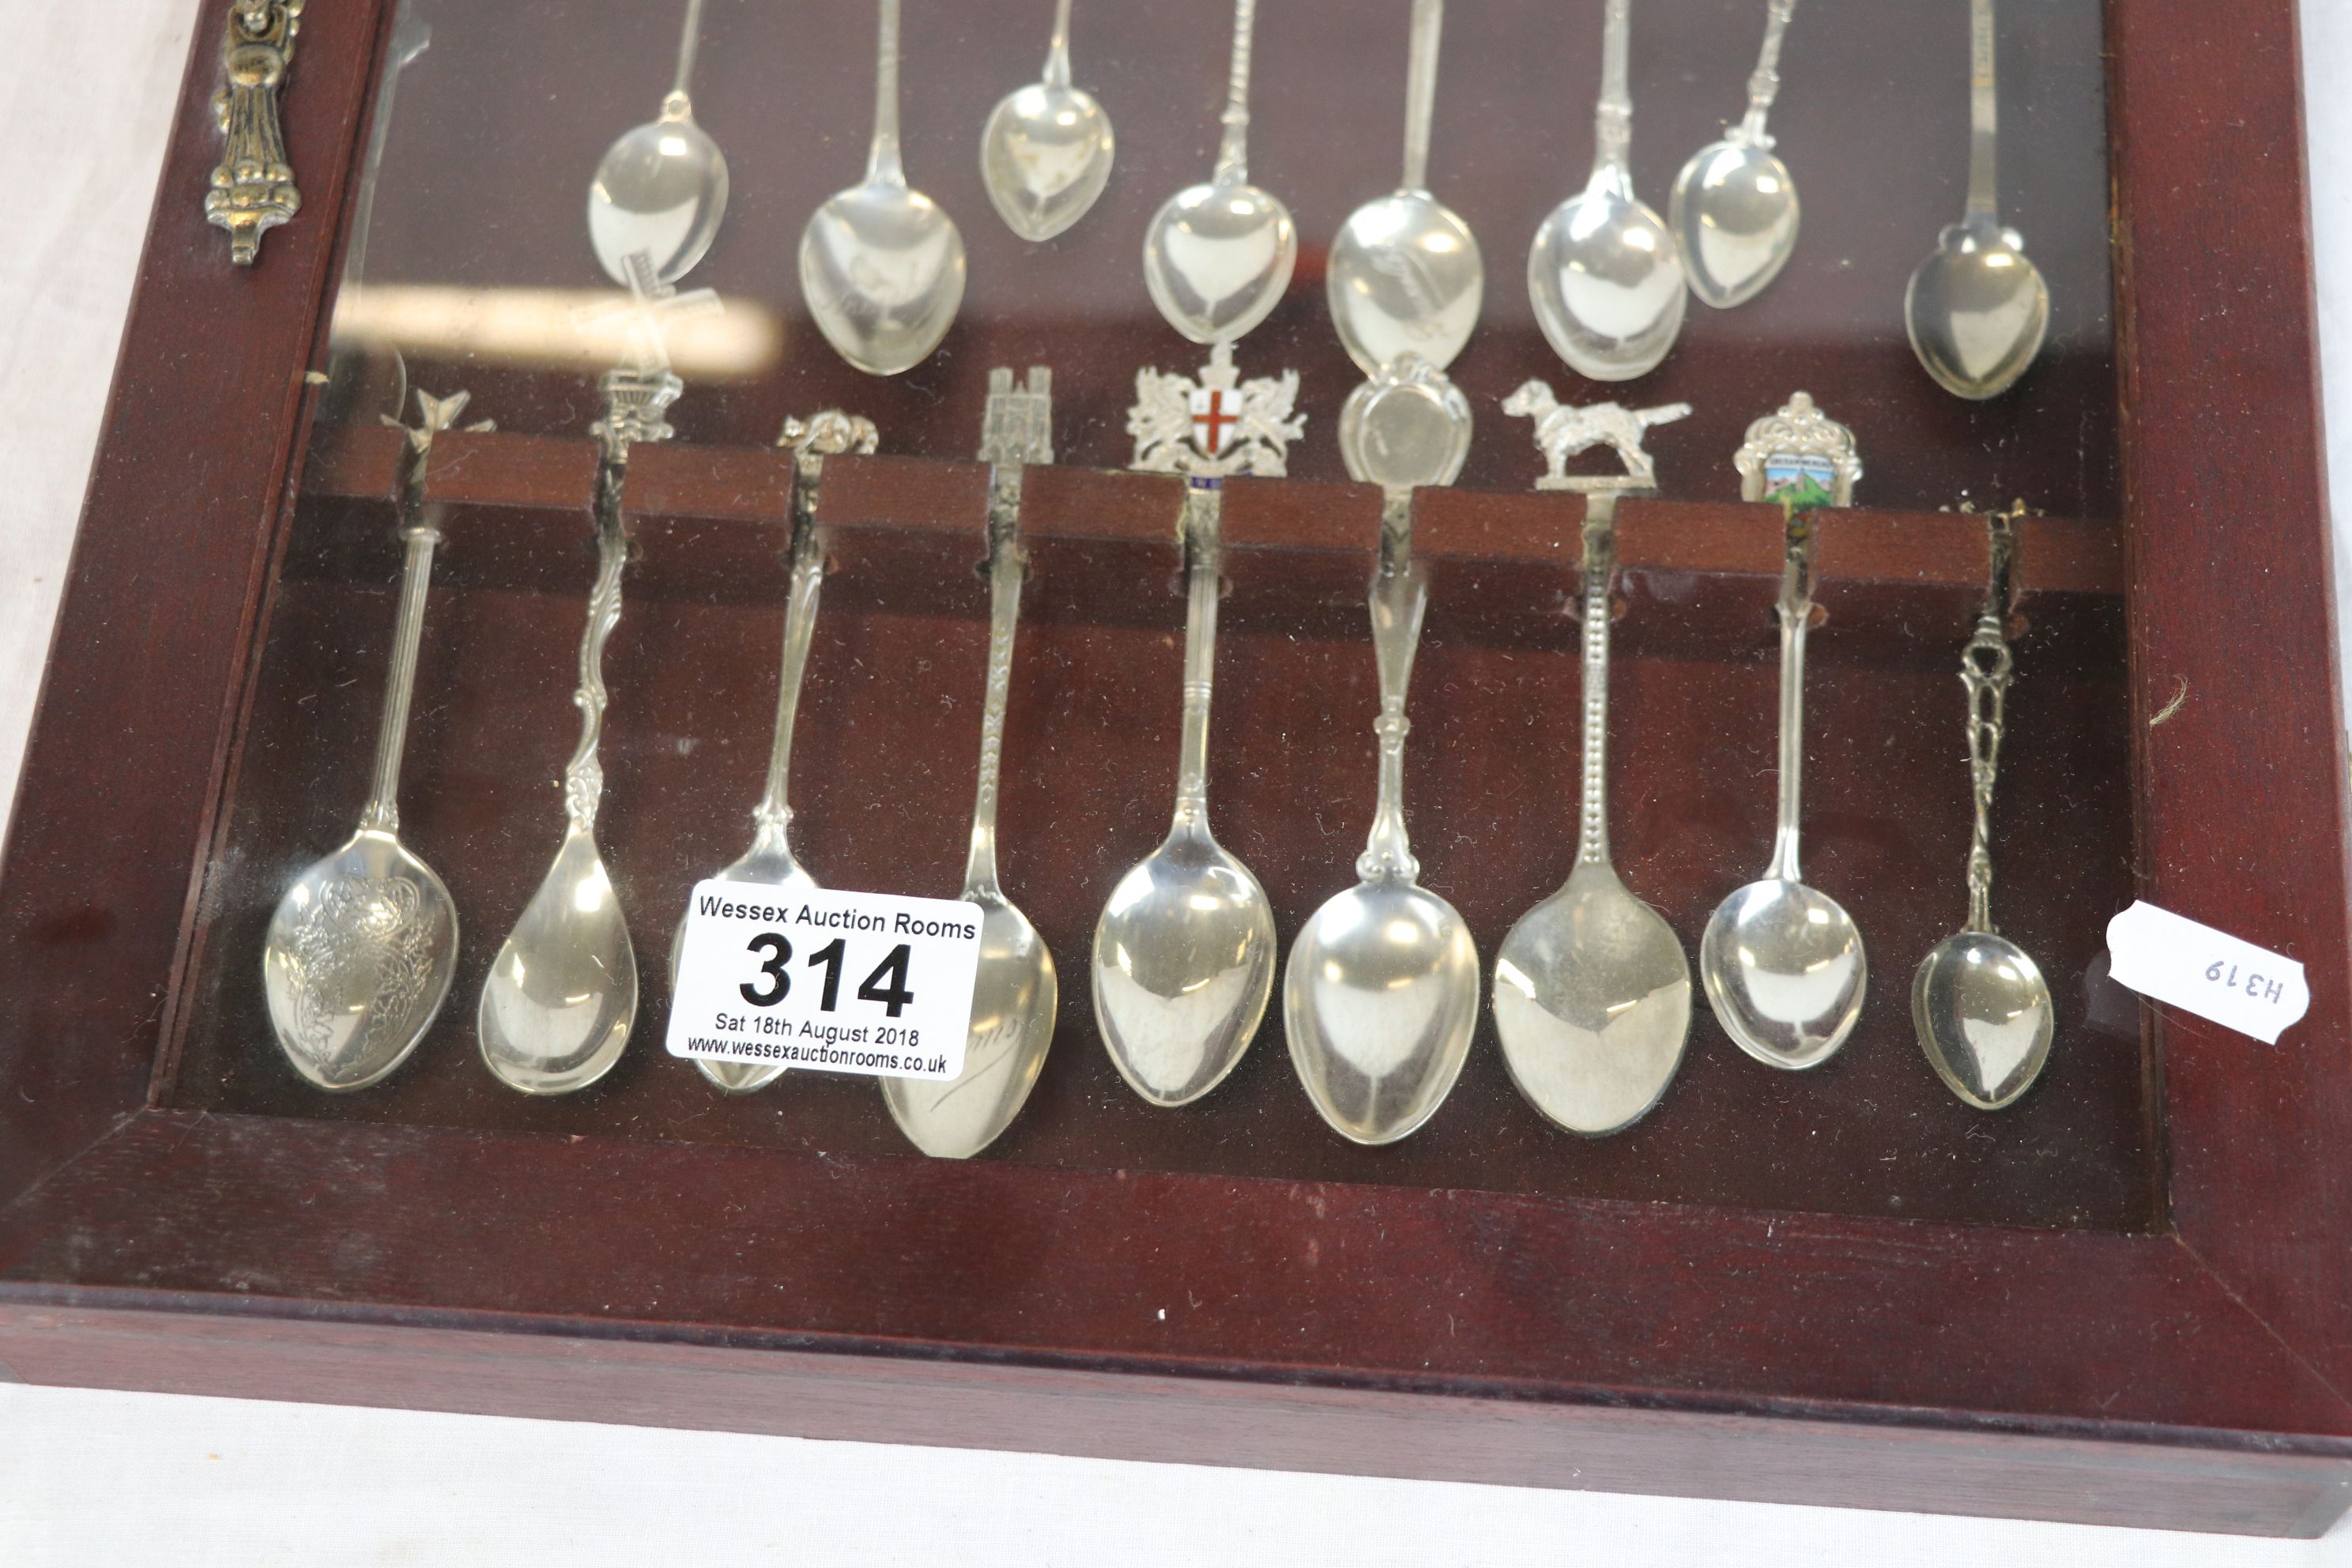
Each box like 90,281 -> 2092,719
1905,214 -> 2049,401
587,101 -> 729,287
1494,861 -> 1690,1136
1700,876 -> 1864,1069
1529,183 -> 1688,382
669,847 -> 812,1095
1913,930 -> 2052,1110
1667,139 -> 1799,310
479,827 -> 638,1095
801,183 -> 967,377
264,830 -> 458,1092
1285,876 -> 1478,1146
981,82 -> 1114,243
1093,821 -> 1276,1106
1143,183 -> 1297,346
1327,190 -> 1483,376
884,894 -> 1057,1159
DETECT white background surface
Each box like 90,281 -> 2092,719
5,2 -> 2352,1562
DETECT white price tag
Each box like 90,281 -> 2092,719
2105,900 -> 2310,1045
665,883 -> 981,1080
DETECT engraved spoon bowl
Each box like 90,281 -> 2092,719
884,895 -> 1057,1157
263,829 -> 458,1092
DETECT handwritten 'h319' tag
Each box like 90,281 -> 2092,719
2105,900 -> 2310,1045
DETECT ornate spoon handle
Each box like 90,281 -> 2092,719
1172,484 -> 1225,828
1213,0 -> 1259,186
1735,0 -> 1798,148
1358,555 -> 1429,882
750,525 -> 824,854
1961,511 -> 2018,931
1764,508 -> 1815,883
362,390 -> 484,833
1573,497 -> 1618,869
965,532 -> 1027,898
563,467 -> 628,834
1966,0 -> 2000,220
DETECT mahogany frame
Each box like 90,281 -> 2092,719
3,0 -> 2348,1537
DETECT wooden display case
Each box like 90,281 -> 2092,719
3,0 -> 2348,1538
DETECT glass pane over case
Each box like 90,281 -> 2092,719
176,0 -> 2150,1234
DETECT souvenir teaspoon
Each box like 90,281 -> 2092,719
1284,511 -> 1479,1145
1699,506 -> 1866,1068
1092,484 -> 1277,1105
884,369 -> 1059,1156
1493,492 -> 1691,1135
980,0 -> 1115,242
1914,507 -> 2052,1109
587,0 -> 729,288
1905,0 -> 2049,400
1668,0 -> 1801,310
671,413 -> 878,1095
1327,0 -> 1483,378
1528,0 -> 1687,382
477,384 -> 676,1096
1141,0 -> 1296,345
803,0 -> 967,375
263,390 -> 483,1091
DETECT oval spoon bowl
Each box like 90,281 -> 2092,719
1528,187 -> 1688,382
1092,824 -> 1276,1106
1493,862 -> 1689,1136
480,827 -> 638,1095
1327,191 -> 1484,376
981,82 -> 1114,242
587,115 -> 729,287
1905,217 -> 2049,401
1913,930 -> 2052,1110
1667,140 -> 1799,310
1700,876 -> 1864,1069
263,829 -> 458,1093
801,183 -> 968,376
670,851 -> 812,1095
1143,183 -> 1298,346
885,895 -> 1057,1159
1284,878 -> 1478,1146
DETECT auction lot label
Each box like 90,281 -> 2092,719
665,883 -> 981,1080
